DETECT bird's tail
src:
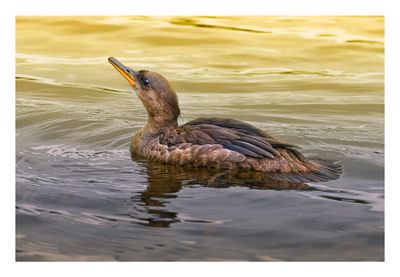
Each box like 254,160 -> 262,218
267,149 -> 343,183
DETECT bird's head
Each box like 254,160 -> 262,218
108,57 -> 180,127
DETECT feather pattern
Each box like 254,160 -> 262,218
165,118 -> 282,159
135,117 -> 342,182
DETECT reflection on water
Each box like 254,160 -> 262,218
132,159 -> 312,228
129,158 -> 380,228
16,16 -> 384,261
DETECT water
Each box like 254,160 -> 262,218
16,16 -> 384,261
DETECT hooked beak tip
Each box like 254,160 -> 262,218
108,57 -> 136,87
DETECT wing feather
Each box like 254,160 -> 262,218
162,117 -> 294,159
231,140 -> 275,159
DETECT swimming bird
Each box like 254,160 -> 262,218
108,57 -> 341,183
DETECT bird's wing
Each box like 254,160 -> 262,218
188,117 -> 299,149
164,117 -> 296,159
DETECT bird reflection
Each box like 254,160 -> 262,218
130,156 -> 314,228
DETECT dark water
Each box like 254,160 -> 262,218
16,16 -> 384,261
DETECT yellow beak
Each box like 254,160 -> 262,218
108,57 -> 136,87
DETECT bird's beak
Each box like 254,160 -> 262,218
108,57 -> 137,87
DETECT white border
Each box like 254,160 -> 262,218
3,0 -> 398,276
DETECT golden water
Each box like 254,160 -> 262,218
16,16 -> 384,261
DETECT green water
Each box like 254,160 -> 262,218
16,16 -> 384,261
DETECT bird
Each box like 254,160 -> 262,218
108,57 -> 342,183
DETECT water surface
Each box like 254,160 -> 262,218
16,16 -> 384,261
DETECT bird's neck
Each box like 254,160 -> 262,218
144,115 -> 178,135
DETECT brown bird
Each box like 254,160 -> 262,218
108,57 -> 342,183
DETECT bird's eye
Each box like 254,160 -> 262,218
141,77 -> 150,87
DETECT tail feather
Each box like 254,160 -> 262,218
270,149 -> 343,183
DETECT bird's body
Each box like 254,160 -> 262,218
109,57 -> 341,183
